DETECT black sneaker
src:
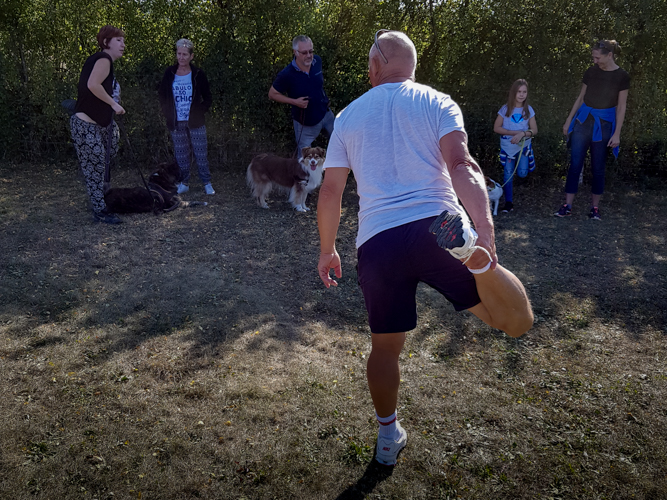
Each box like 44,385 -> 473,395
501,202 -> 514,213
589,207 -> 601,220
93,211 -> 122,224
554,204 -> 572,217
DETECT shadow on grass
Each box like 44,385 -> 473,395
334,459 -> 394,500
1,163 -> 666,369
0,163 -> 369,364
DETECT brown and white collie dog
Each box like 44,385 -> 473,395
246,146 -> 325,212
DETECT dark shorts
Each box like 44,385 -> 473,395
357,217 -> 481,334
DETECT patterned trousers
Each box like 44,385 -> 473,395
70,115 -> 119,212
170,122 -> 211,184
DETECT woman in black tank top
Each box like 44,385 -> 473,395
70,25 -> 127,224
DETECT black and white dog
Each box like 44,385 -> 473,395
484,176 -> 503,216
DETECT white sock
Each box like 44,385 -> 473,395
376,411 -> 398,439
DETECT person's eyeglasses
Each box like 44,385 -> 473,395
296,49 -> 314,55
374,29 -> 390,64
593,41 -> 608,51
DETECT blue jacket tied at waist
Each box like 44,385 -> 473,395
568,103 -> 619,158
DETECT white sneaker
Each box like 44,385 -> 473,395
429,210 -> 491,266
375,421 -> 407,466
204,183 -> 215,195
177,183 -> 189,194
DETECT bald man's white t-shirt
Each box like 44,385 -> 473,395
323,80 -> 468,248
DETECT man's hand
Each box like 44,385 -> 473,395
294,96 -> 309,109
440,131 -> 498,270
466,225 -> 498,270
608,132 -> 621,149
318,251 -> 341,288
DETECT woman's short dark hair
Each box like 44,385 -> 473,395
593,39 -> 621,57
97,25 -> 125,50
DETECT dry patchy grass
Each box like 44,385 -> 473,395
1,161 -> 666,499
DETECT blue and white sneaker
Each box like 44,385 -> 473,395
554,204 -> 572,217
177,183 -> 189,194
429,210 -> 492,268
589,207 -> 601,220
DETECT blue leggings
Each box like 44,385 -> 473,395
502,153 -> 529,203
170,122 -> 211,184
565,115 -> 612,195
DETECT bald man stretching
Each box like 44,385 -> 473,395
317,31 -> 533,466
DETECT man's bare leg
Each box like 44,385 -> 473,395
467,263 -> 533,338
430,211 -> 533,338
367,332 -> 406,417
367,331 -> 409,466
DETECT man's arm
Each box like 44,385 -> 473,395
268,85 -> 309,109
440,130 -> 496,269
317,167 -> 350,287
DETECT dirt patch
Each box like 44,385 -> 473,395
1,160 -> 666,499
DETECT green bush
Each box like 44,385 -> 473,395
0,0 -> 664,181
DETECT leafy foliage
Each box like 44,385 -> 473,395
0,0 -> 664,179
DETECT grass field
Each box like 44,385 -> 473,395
1,160 -> 666,499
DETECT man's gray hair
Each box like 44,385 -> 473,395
176,38 -> 194,54
292,35 -> 312,51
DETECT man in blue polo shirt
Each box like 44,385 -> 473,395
269,35 -> 334,152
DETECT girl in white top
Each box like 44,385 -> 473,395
493,79 -> 538,213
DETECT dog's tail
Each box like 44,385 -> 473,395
179,201 -> 208,209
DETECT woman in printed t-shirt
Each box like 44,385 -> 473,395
159,39 -> 214,195
555,40 -> 630,220
493,79 -> 538,213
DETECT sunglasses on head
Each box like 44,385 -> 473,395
374,29 -> 390,64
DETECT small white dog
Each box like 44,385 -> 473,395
484,176 -> 503,216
